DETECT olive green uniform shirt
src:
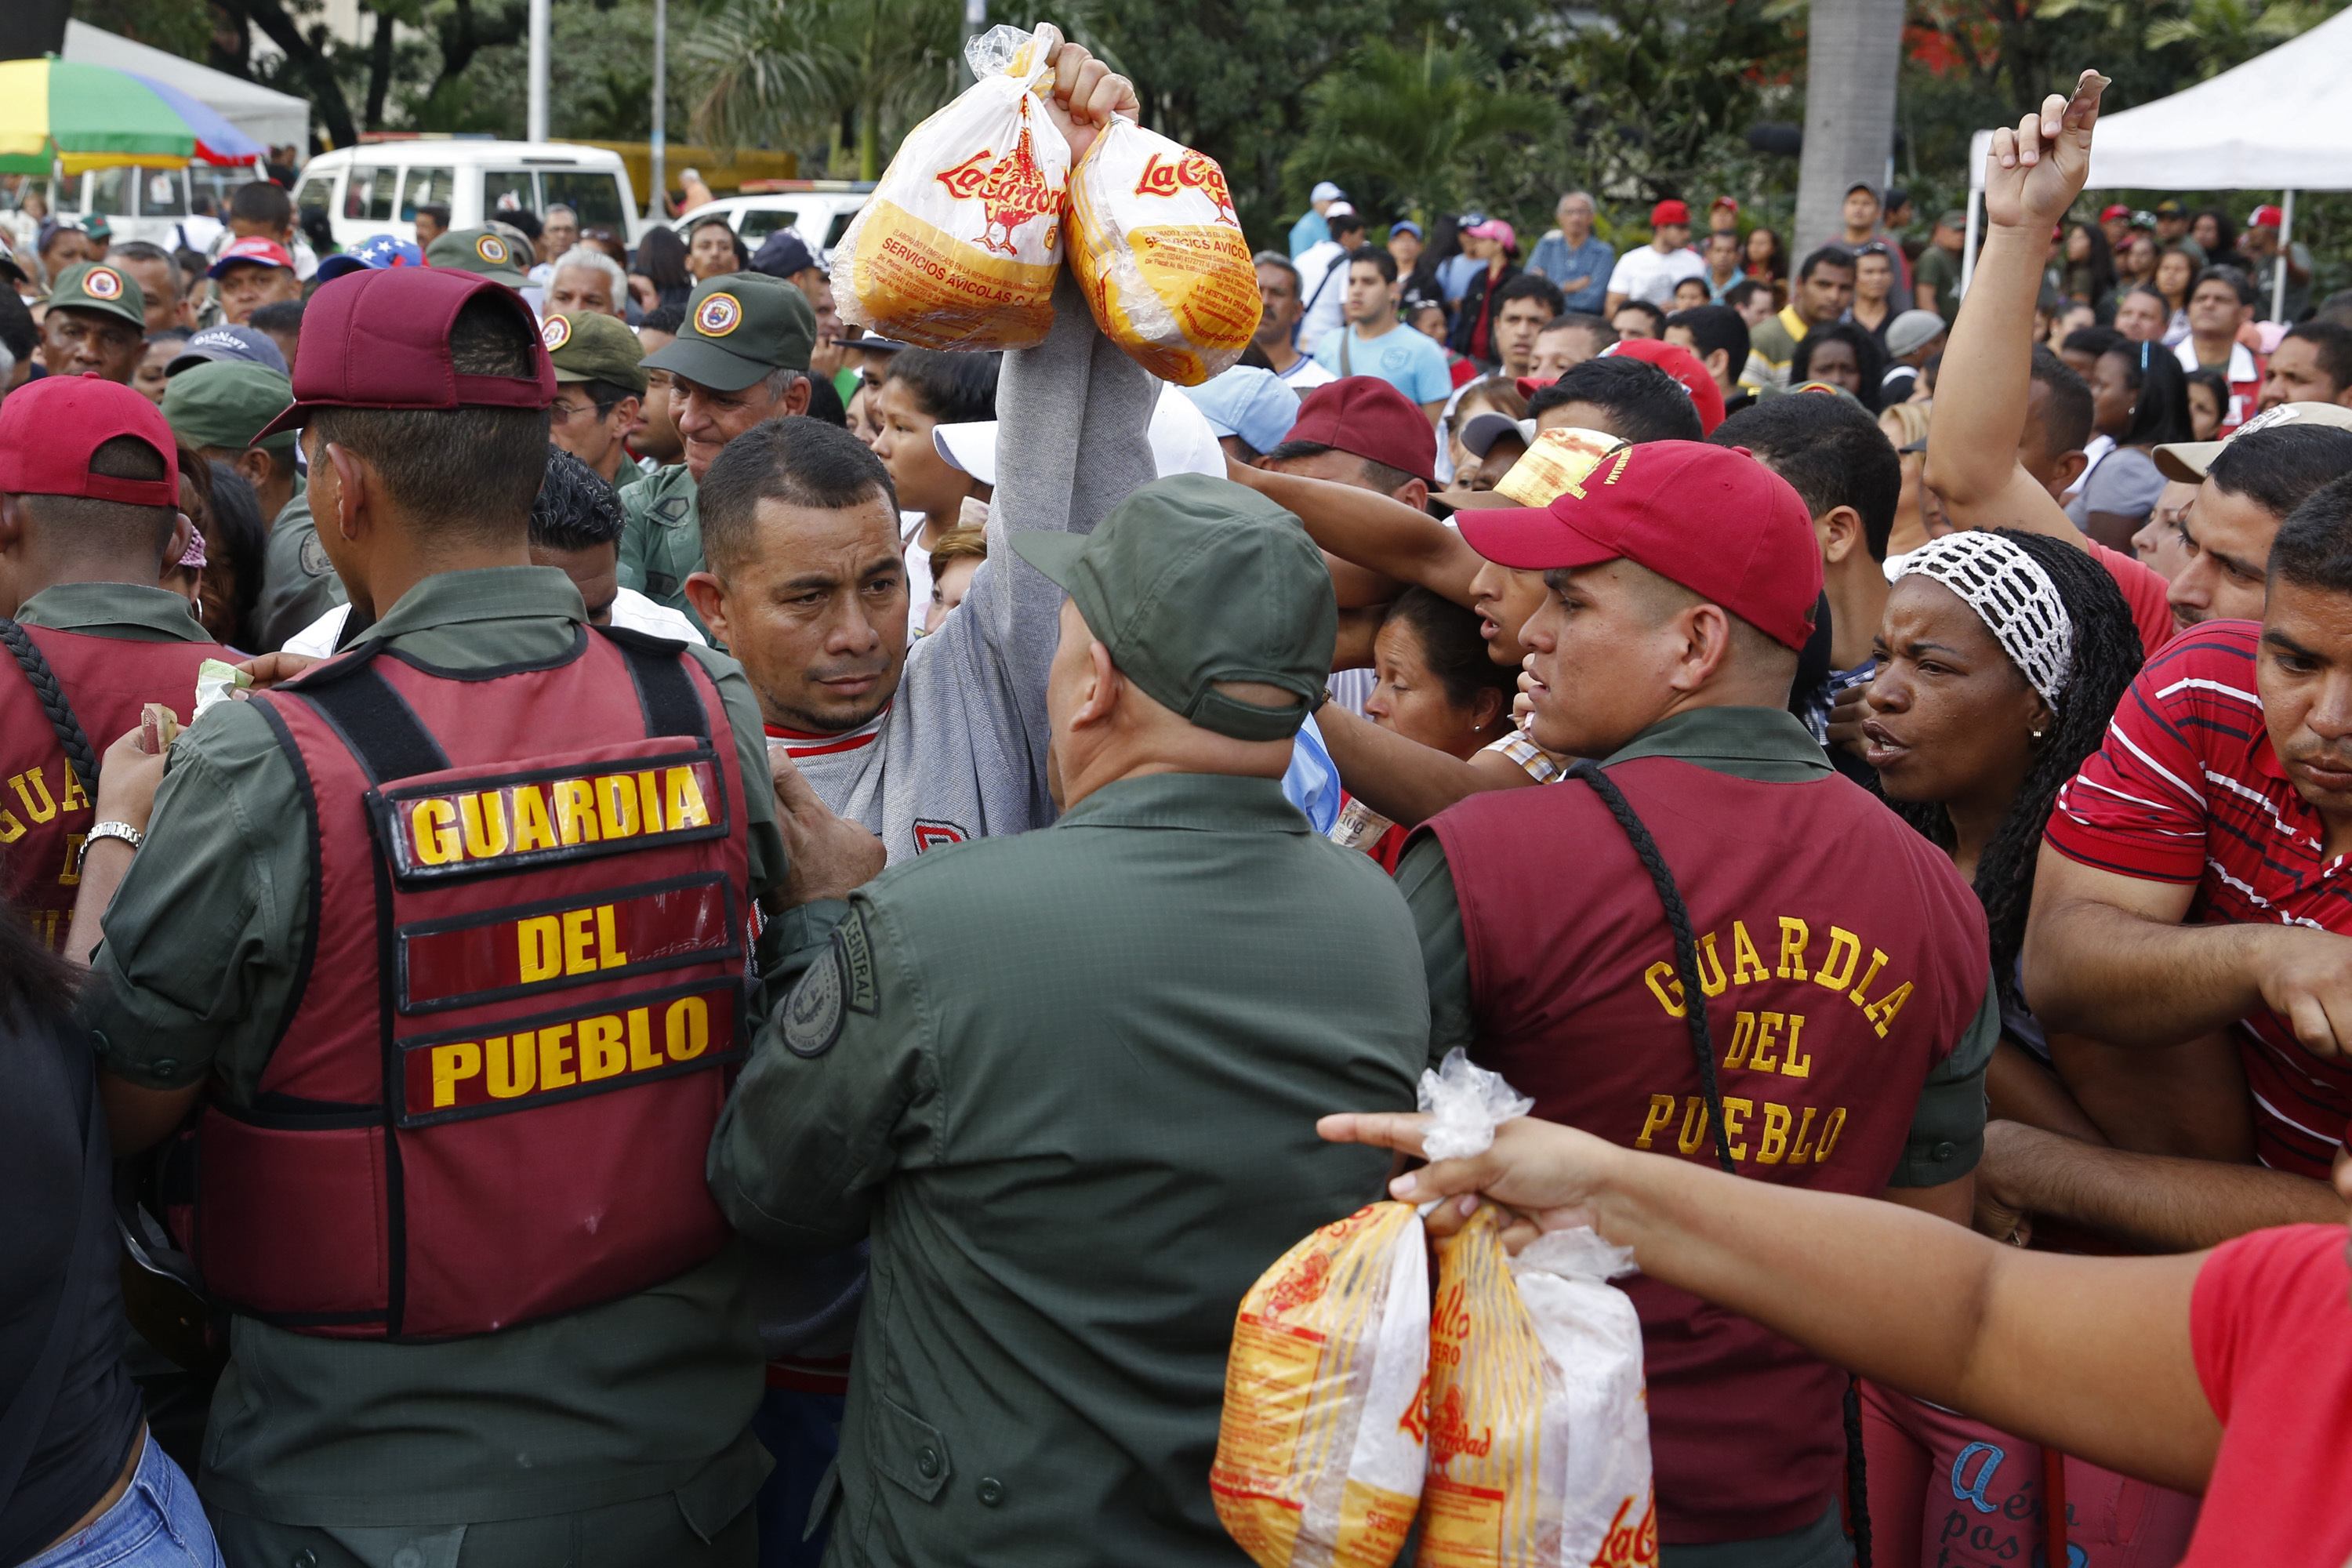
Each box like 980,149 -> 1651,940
256,477 -> 347,654
709,772 -> 1432,1568
1396,706 -> 1998,1568
619,465 -> 706,634
15,580 -> 214,644
80,568 -> 789,1536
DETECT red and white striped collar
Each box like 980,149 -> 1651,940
766,705 -> 891,758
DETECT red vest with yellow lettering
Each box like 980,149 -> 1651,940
180,626 -> 750,1341
1425,754 -> 1987,1544
0,622 -> 223,949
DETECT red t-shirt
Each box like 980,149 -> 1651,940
2182,1223 -> 2352,1565
2085,538 -> 2177,658
2042,622 -> 2352,1175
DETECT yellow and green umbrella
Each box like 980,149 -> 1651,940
0,56 -> 264,176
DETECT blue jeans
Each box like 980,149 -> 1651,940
750,1388 -> 844,1568
20,1432 -> 224,1568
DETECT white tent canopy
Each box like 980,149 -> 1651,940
1962,9 -> 2352,315
60,20 -> 310,152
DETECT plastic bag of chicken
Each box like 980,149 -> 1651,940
829,23 -> 1069,351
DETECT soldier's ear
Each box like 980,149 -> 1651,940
683,571 -> 731,647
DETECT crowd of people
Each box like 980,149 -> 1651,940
2,42 -> 2351,1568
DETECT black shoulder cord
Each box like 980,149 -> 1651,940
0,618 -> 100,799
1566,759 -> 1873,1568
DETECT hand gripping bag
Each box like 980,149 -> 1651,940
830,23 -> 1070,351
1212,1200 -> 1428,1567
1066,117 -> 1261,384
1413,1051 -> 1658,1567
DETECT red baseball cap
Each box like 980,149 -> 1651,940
2099,203 -> 2131,223
1454,440 -> 1820,651
0,375 -> 180,508
1281,376 -> 1436,485
2249,203 -> 2285,229
1601,338 -> 1727,434
1710,196 -> 1739,215
207,236 -> 296,278
257,267 -> 554,441
1650,199 -> 1691,227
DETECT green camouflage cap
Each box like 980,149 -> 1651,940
641,272 -> 815,391
426,227 -> 531,288
162,361 -> 299,455
48,261 -> 147,332
540,310 -> 648,396
1012,474 -> 1334,742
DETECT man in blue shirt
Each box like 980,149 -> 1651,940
1526,191 -> 1616,314
1288,180 -> 1346,260
1312,248 -> 1453,419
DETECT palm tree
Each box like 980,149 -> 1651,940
1282,35 -> 1560,225
683,0 -> 966,180
1792,0 -> 1904,255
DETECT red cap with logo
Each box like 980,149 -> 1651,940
257,267 -> 555,441
2249,203 -> 2286,229
1602,338 -> 1727,435
1650,199 -> 1691,227
206,236 -> 296,278
1454,440 -> 1820,651
1709,196 -> 1739,215
1281,376 -> 1436,485
2099,203 -> 2131,223
0,375 -> 180,507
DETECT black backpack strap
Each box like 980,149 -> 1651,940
597,624 -> 711,743
1565,758 -> 1871,1568
0,617 -> 100,799
285,644 -> 448,785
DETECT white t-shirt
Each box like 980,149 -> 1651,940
1294,240 -> 1350,354
1313,324 -> 1453,405
281,586 -> 704,659
1278,355 -> 1337,391
1606,244 -> 1707,307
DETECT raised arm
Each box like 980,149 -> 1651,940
1323,1111 -> 2223,1494
1923,72 -> 2105,551
1977,1120 -> 2339,1253
1229,458 -> 1484,608
1314,699 -> 1541,825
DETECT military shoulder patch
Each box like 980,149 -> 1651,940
781,931 -> 848,1057
839,913 -> 878,1016
298,531 -> 332,576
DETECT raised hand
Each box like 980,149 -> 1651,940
1033,30 -> 1139,165
1984,69 -> 2107,235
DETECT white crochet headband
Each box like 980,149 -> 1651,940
1894,532 -> 2074,710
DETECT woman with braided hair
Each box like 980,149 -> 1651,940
1856,526 -> 2203,1567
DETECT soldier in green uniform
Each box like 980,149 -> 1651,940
161,360 -> 303,528
41,261 -> 149,385
622,274 -> 817,631
709,473 -> 1431,1567
81,266 -> 791,1567
541,310 -> 647,491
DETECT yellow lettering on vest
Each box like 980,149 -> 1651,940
579,1014 -> 626,1080
430,1040 -> 481,1108
1750,1011 -> 1784,1073
59,766 -> 89,814
561,907 -> 597,975
663,766 -> 711,829
637,770 -> 664,833
57,831 -> 85,886
412,798 -> 461,865
487,1033 -> 536,1098
1730,920 -> 1770,985
1720,1096 -> 1751,1161
594,903 -> 630,970
539,1022 -> 577,1088
1815,1105 -> 1848,1163
1756,1102 -> 1792,1163
597,773 -> 641,839
665,994 -> 709,1061
511,784 -> 557,852
9,769 -> 58,825
626,1006 -> 662,1071
1862,981 -> 1914,1039
1780,1013 -> 1812,1078
459,792 -> 510,860
1693,931 -> 1727,997
517,916 -> 562,983
1847,948 -> 1889,1007
1724,1011 -> 1756,1069
1676,1096 -> 1711,1156
0,806 -> 22,844
1635,1094 -> 1678,1149
1789,1105 -> 1820,1162
554,779 -> 601,844
1775,916 -> 1810,980
1813,927 -> 1862,995
1643,961 -> 1687,1018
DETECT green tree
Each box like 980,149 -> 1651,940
1283,35 -> 1557,224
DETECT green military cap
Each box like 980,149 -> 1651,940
1013,473 -> 1335,742
162,361 -> 299,455
641,272 -> 815,391
540,310 -> 648,397
47,261 -> 147,332
426,227 -> 531,289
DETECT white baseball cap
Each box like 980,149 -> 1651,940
2155,401 -> 2352,483
1311,181 -> 1346,204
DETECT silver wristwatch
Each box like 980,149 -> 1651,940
80,820 -> 146,868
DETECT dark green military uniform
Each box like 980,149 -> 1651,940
709,476 -> 1431,1567
254,478 -> 339,651
622,274 -> 817,630
82,568 -> 791,1566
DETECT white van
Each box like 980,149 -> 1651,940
20,164 -> 254,250
671,182 -> 873,263
292,140 -> 644,251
